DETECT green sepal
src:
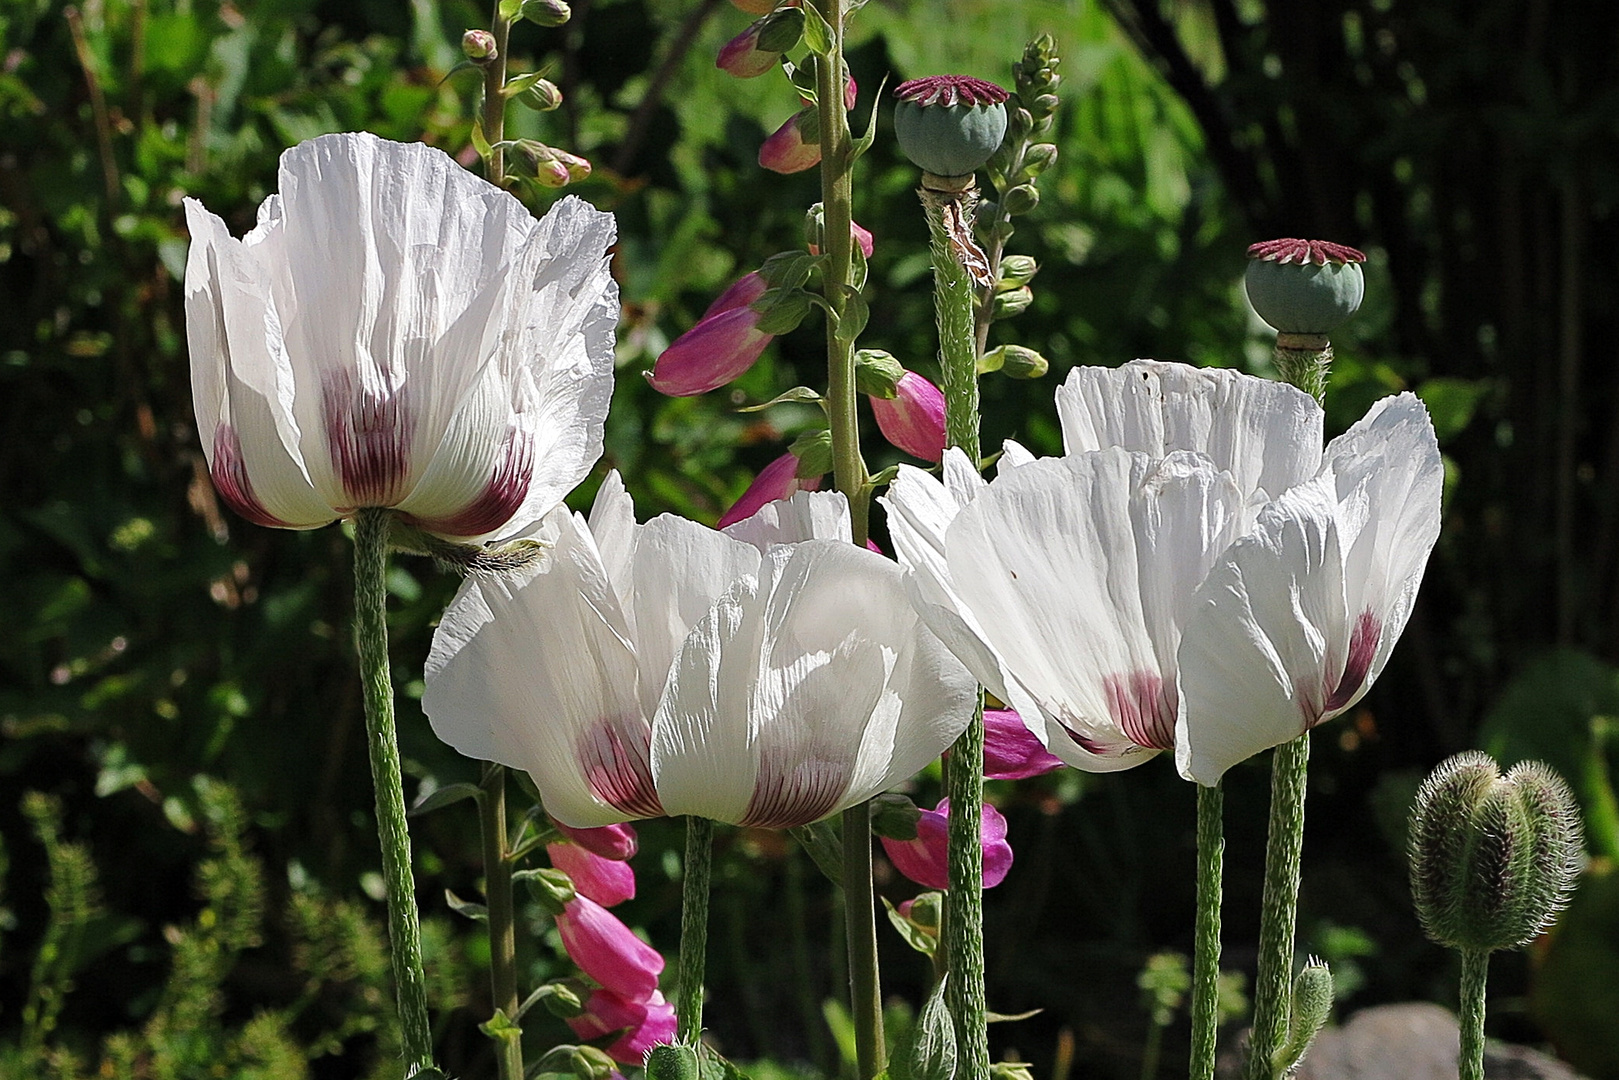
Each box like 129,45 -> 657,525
853,349 -> 906,398
471,116 -> 493,164
750,287 -> 813,336
479,1006 -> 522,1042
759,250 -> 818,291
498,0 -> 524,19
515,866 -> 576,915
409,781 -> 483,817
800,5 -> 834,56
788,429 -> 834,478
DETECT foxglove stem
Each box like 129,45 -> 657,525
922,187 -> 988,1080
1244,734 -> 1309,1080
677,816 -> 714,1045
842,800 -> 886,1080
1190,782 -> 1224,1080
480,762 -> 523,1080
352,508 -> 434,1071
1458,948 -> 1489,1080
479,1 -> 514,184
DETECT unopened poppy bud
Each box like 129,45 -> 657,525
978,344 -> 1048,380
853,349 -> 906,399
646,1044 -> 701,1080
1276,957 -> 1334,1073
991,286 -> 1033,320
787,428 -> 835,479
1002,183 -> 1039,215
1244,238 -> 1367,336
870,371 -> 946,462
1408,751 -> 1583,954
759,108 -> 821,173
462,29 -> 498,63
893,75 -> 1010,180
997,254 -> 1039,288
540,978 -> 589,1019
520,0 -> 571,26
1020,142 -> 1058,178
518,78 -> 564,112
523,865 -> 578,915
869,792 -> 922,841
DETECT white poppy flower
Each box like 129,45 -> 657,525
883,361 -> 1441,783
184,131 -> 618,540
424,481 -> 975,828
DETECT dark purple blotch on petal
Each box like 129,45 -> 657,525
211,423 -> 295,528
323,369 -> 414,508
405,425 -> 535,538
1105,669 -> 1177,751
740,748 -> 850,829
1322,609 -> 1381,717
578,720 -> 663,819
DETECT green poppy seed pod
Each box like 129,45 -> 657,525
853,348 -> 906,399
991,285 -> 1034,320
1244,238 -> 1367,336
518,78 -> 563,112
1276,957 -> 1334,1073
646,1045 -> 701,1080
520,0 -> 571,26
978,344 -> 1048,379
1408,751 -> 1584,954
893,76 -> 1010,181
997,254 -> 1039,288
788,428 -> 834,478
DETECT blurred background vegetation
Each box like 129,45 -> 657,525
2,0 -> 1618,1076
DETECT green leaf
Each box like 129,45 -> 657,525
444,888 -> 489,922
737,386 -> 826,413
895,977 -> 957,1080
480,1006 -> 522,1041
471,116 -> 493,164
790,820 -> 844,883
410,782 -> 482,817
882,896 -> 938,958
503,70 -> 554,97
850,74 -> 890,161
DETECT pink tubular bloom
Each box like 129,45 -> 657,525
556,895 -> 664,1000
568,989 -> 678,1065
870,372 -> 947,463
553,820 -> 639,861
648,273 -> 773,397
759,110 -> 822,174
880,798 -> 1013,891
549,842 -> 637,907
983,707 -> 1065,780
717,452 -> 824,528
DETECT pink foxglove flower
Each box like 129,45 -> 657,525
717,451 -> 823,528
982,707 -> 1064,779
870,371 -> 946,462
568,989 -> 678,1065
556,894 -> 664,1000
554,820 -> 639,861
880,798 -> 1012,891
648,273 -> 772,396
184,132 -> 617,540
759,110 -> 821,174
549,841 -> 636,907
883,360 -> 1441,783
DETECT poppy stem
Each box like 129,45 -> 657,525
841,800 -> 887,1080
1457,948 -> 1489,1080
1244,732 -> 1309,1080
677,815 -> 714,1046
1190,781 -> 1224,1080
352,508 -> 435,1072
479,763 -> 524,1080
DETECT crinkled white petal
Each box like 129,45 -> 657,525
998,439 -> 1037,471
722,489 -> 851,549
587,471 -> 639,621
1056,360 -> 1323,507
422,505 -> 645,826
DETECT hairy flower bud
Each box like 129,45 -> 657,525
462,29 -> 498,63
647,1045 -> 702,1080
520,0 -> 571,27
1276,957 -> 1334,1073
1408,751 -> 1584,954
893,75 -> 1010,179
1244,238 -> 1367,336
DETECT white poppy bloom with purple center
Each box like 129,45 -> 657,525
184,131 -> 617,540
424,479 -> 975,828
882,360 -> 1442,785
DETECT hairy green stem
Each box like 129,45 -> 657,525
923,187 -> 988,1080
1458,949 -> 1489,1080
1272,337 -> 1331,406
353,508 -> 434,1071
1244,734 -> 1309,1080
479,763 -> 523,1080
480,0 -> 514,184
677,816 -> 715,1045
842,801 -> 886,1079
1190,782 -> 1224,1080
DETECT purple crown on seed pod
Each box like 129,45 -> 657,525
894,75 -> 1010,108
1246,238 -> 1367,267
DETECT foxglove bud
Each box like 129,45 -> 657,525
853,349 -> 906,399
997,254 -> 1039,288
759,108 -> 821,173
893,76 -> 1010,180
1020,142 -> 1058,179
870,792 -> 923,841
540,978 -> 589,1019
805,204 -> 875,258
749,286 -> 813,336
524,865 -> 578,915
556,895 -> 665,999
507,140 -> 572,188
462,29 -> 498,63
548,842 -> 636,907
1244,239 -> 1367,336
520,0 -> 571,27
518,78 -> 564,112
717,451 -> 824,528
717,9 -> 802,77
991,286 -> 1034,319
553,820 -> 639,861
870,371 -> 946,462
901,891 -> 943,934
536,1045 -> 617,1080
1002,183 -> 1039,215
977,344 -> 1048,380
649,273 -> 772,396
1276,957 -> 1334,1073
1408,751 -> 1583,953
